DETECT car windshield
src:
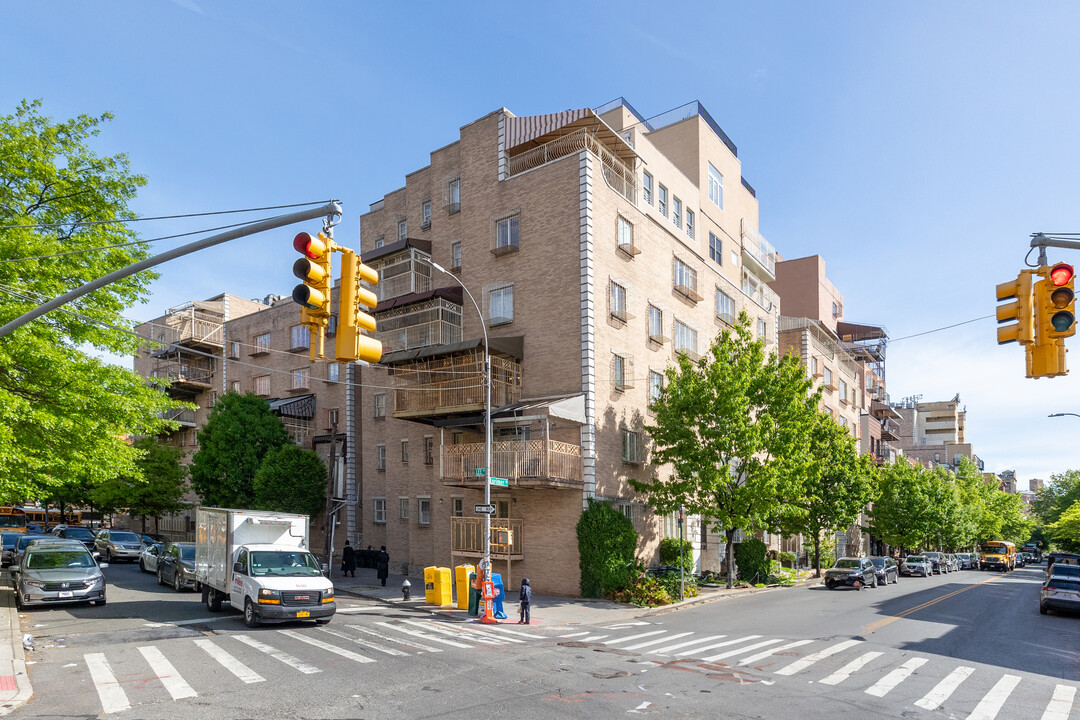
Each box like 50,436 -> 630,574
833,559 -> 861,569
1047,578 -> 1080,591
956,553 -> 969,559
870,558 -> 886,567
249,551 -> 322,577
65,528 -> 95,540
109,532 -> 141,543
180,546 -> 195,561
925,552 -> 941,558
26,551 -> 95,569
906,556 -> 927,562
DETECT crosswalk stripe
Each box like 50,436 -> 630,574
480,625 -> 548,640
85,653 -> 130,714
1042,684 -> 1077,720
279,630 -> 375,663
399,619 -> 503,645
968,674 -> 1021,720
317,627 -> 408,656
702,638 -> 783,663
137,646 -> 197,700
864,657 -> 927,697
621,632 -> 694,651
233,634 -> 321,674
430,621 -> 526,644
818,651 -> 883,686
580,635 -> 609,642
559,631 -> 590,638
603,630 -> 668,646
349,624 -> 443,653
775,639 -> 862,676
914,665 -> 974,710
738,639 -> 813,666
375,621 -> 473,649
194,638 -> 265,683
681,635 -> 762,658
651,635 -> 727,655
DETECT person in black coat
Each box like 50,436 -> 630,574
376,546 -> 390,586
341,541 -> 356,578
518,578 -> 532,624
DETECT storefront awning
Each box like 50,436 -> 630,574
268,394 -> 316,420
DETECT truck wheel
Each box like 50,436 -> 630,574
244,599 -> 260,628
204,588 -> 222,612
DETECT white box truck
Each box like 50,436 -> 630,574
195,507 -> 335,627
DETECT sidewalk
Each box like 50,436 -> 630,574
0,584 -> 31,717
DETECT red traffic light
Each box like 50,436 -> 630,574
1050,262 -> 1074,287
293,232 -> 327,259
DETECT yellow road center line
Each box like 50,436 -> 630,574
863,574 -> 1004,634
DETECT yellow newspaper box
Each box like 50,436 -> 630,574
455,564 -> 475,609
424,566 -> 452,606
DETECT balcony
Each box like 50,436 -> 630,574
441,439 -> 582,489
740,219 -> 776,281
153,358 -> 214,392
392,351 -> 521,420
149,302 -> 224,354
451,517 -> 523,560
157,407 -> 196,427
374,290 -> 463,354
507,126 -> 636,204
366,246 -> 433,302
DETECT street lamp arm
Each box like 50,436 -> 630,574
1048,412 -> 1080,418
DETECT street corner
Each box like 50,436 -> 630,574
0,586 -> 31,716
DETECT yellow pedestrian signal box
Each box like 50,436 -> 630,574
491,528 -> 513,547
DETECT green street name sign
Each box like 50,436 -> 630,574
474,468 -> 487,476
489,477 -> 509,487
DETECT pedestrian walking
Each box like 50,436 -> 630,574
341,540 -> 356,578
518,578 -> 532,624
376,546 -> 390,586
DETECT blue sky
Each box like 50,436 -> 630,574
4,1 -> 1080,486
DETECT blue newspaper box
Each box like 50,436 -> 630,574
490,572 -> 508,619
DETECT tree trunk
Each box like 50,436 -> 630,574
814,535 -> 822,578
725,529 -> 736,589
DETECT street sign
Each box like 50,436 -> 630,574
474,504 -> 496,514
474,468 -> 487,476
489,477 -> 509,487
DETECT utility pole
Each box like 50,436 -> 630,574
324,417 -> 338,578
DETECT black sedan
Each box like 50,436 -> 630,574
870,556 -> 899,585
824,557 -> 878,590
156,542 -> 196,592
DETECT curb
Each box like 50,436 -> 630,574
335,586 -> 464,620
0,586 -> 31,717
640,576 -> 820,617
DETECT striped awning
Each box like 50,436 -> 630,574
504,108 -> 637,165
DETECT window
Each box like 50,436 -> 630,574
328,408 -> 339,428
622,429 -> 641,464
658,185 -> 668,217
373,393 -> 386,419
686,209 -> 694,239
832,301 -> 842,318
291,367 -> 310,390
399,498 -> 409,520
252,332 -> 270,355
618,503 -> 635,521
290,325 -> 310,351
839,379 -> 848,403
811,357 -> 820,376
421,201 -> 432,230
424,436 -> 434,466
401,440 -> 409,463
673,320 -> 698,358
448,179 -> 461,214
253,375 -> 270,396
672,257 -> 700,301
488,284 -> 514,325
328,362 -> 339,383
228,341 -> 240,359
231,380 -> 241,393
715,289 -> 735,324
708,163 -> 723,209
649,370 -> 664,406
418,497 -> 431,525
376,445 -> 386,471
612,352 -> 633,390
617,216 -> 636,255
452,498 -> 464,517
709,233 -> 723,265
757,318 -> 767,341
397,219 -> 407,242
823,367 -> 834,388
730,248 -> 739,267
642,172 -> 653,205
495,215 -> 519,253
327,313 -> 337,337
672,197 -> 682,229
609,281 -> 628,322
209,391 -> 218,406
374,237 -> 385,249
648,304 -> 664,342
373,498 -> 386,524
451,241 -> 462,269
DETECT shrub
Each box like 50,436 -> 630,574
613,574 -> 671,607
778,551 -> 797,566
656,569 -> 699,600
659,537 -> 694,575
577,499 -> 639,598
735,538 -> 770,584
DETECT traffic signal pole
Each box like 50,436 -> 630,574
0,201 -> 343,339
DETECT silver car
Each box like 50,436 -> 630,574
139,543 -> 165,574
1041,575 -> 1080,615
94,530 -> 144,563
10,546 -> 107,608
901,555 -> 933,577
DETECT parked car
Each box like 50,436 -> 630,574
824,557 -> 878,590
901,555 -> 933,577
94,530 -> 144,563
1046,552 -> 1080,577
1041,574 -> 1080,615
139,543 -> 165,574
923,552 -> 949,574
1,533 -> 21,568
12,535 -> 54,568
156,542 -> 196,592
52,525 -> 97,552
945,554 -> 961,572
9,544 -> 108,609
870,556 -> 899,585
1016,553 -> 1026,568
955,553 -> 973,570
141,533 -> 170,546
1047,564 -> 1080,581
25,523 -> 43,534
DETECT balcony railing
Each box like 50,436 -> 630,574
149,305 -> 224,351
393,353 -> 521,418
367,247 -> 433,302
451,517 -> 524,558
153,359 -> 214,389
158,407 -> 196,427
507,127 -> 636,204
740,219 -> 776,280
375,297 -> 462,354
442,439 -> 582,487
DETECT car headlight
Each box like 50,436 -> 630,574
258,588 -> 281,604
22,580 -> 45,589
322,589 -> 335,603
89,575 -> 104,587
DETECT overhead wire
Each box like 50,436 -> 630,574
0,199 -> 335,230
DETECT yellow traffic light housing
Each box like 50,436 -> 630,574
1043,262 -> 1076,340
995,270 -> 1035,345
335,249 -> 383,364
292,231 -> 336,360
1028,262 -> 1075,378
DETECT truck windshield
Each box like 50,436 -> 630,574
249,551 -> 322,577
979,544 -> 1005,554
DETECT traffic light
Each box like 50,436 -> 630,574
1029,262 -> 1075,378
335,249 -> 383,364
1042,262 -> 1076,340
292,231 -> 336,361
995,270 -> 1035,345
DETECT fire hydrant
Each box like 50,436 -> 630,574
401,578 -> 411,601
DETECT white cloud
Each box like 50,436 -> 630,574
168,0 -> 204,15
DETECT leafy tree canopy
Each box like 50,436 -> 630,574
253,444 -> 327,517
1047,501 -> 1080,552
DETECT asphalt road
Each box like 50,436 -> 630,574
7,559 -> 1078,719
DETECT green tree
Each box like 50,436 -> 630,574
1047,501 -> 1080,552
867,461 -> 933,553
0,100 -> 178,501
1033,470 -> 1080,527
253,445 -> 327,517
632,313 -> 818,588
190,393 -> 290,507
576,499 -> 638,599
89,437 -> 189,528
988,490 -> 1033,546
780,410 -> 877,577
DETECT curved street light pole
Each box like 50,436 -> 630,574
1048,413 -> 1080,419
421,258 -> 492,580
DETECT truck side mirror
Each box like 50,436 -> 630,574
233,561 -> 243,574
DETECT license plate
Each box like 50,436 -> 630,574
58,591 -> 73,598
296,611 -> 310,618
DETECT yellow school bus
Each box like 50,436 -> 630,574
0,507 -> 27,534
978,540 -> 1016,571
